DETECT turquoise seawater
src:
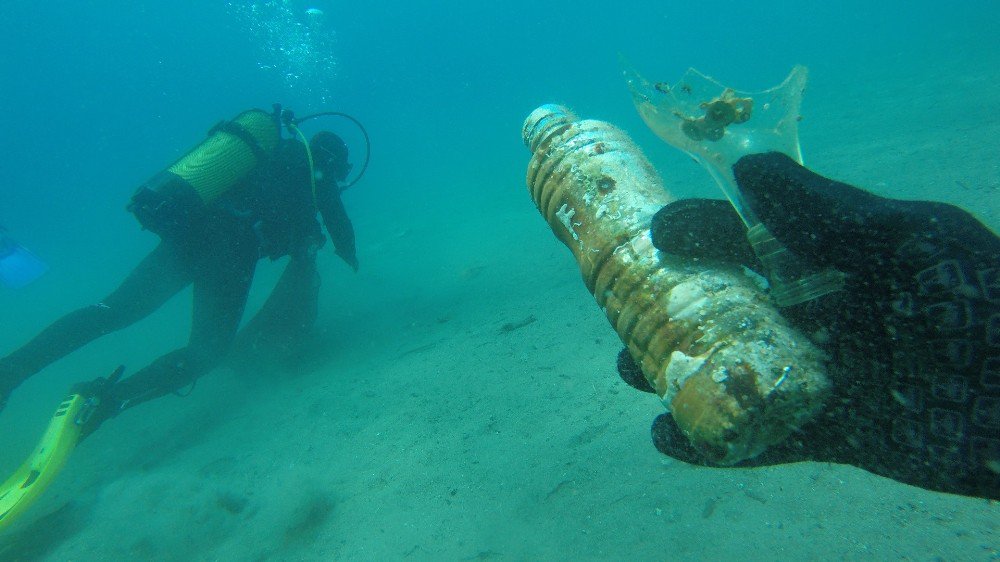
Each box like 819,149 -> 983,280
1,1 -> 998,560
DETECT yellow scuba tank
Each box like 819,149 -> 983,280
127,108 -> 281,236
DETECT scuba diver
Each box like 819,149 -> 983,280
0,225 -> 48,289
0,106 -> 363,436
617,152 -> 1000,500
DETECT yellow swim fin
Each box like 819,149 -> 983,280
0,392 -> 85,532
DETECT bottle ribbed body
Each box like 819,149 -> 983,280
523,105 -> 830,463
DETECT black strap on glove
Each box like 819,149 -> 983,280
629,152 -> 1000,500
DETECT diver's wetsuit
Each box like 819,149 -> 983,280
634,152 -> 1000,500
0,138 -> 356,415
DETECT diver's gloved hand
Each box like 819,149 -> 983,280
637,152 -> 1000,500
732,152 -> 1000,277
70,366 -> 127,441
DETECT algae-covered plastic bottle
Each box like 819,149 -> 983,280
522,104 -> 829,464
625,65 -> 844,307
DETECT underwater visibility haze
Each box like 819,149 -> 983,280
0,0 -> 998,560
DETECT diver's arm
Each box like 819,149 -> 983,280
230,251 -> 321,364
315,181 -> 358,271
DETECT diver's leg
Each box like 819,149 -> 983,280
0,242 -> 191,397
109,232 -> 258,410
233,253 -> 321,360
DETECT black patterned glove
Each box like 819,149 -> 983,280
633,152 -> 1000,500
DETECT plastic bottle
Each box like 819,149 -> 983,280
625,65 -> 845,307
522,104 -> 830,464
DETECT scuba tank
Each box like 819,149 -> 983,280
127,106 -> 371,238
127,108 -> 281,236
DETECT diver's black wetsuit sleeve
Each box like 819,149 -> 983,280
316,181 -> 358,270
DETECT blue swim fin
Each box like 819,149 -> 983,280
0,242 -> 48,288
